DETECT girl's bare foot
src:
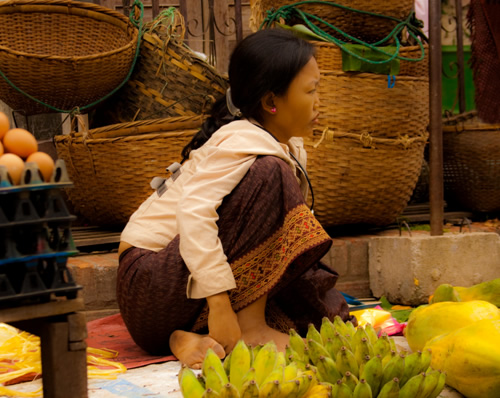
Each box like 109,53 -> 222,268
169,330 -> 225,369
241,325 -> 290,352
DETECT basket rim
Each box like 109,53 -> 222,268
0,0 -> 138,61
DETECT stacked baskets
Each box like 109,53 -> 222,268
54,116 -> 204,226
443,113 -> 500,214
252,1 -> 430,227
0,0 -> 138,115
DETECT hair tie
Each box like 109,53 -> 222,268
226,88 -> 242,117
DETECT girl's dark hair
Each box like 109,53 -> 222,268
181,28 -> 315,161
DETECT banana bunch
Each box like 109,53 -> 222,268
286,316 -> 447,398
179,339 -> 323,398
178,316 -> 447,398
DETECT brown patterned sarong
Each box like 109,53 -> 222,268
117,156 -> 351,356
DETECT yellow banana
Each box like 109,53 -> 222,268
251,344 -> 264,366
179,365 -> 206,398
305,383 -> 333,397
398,372 -> 424,398
416,369 -> 440,398
352,378 -> 372,398
204,366 -> 225,394
275,351 -> 287,370
283,361 -> 299,382
240,367 -> 257,387
289,329 -> 307,362
354,337 -> 374,367
307,323 -> 324,345
307,338 -> 332,366
380,352 -> 405,387
261,363 -> 284,387
202,388 -> 221,398
315,354 -> 342,385
376,378 -> 400,398
427,370 -> 446,398
203,348 -> 229,386
278,379 -> 301,398
240,379 -> 259,398
223,351 -> 232,378
253,341 -> 278,387
336,380 -> 354,398
320,317 -> 337,343
360,355 -> 383,397
364,324 -> 379,347
296,372 -> 315,397
336,346 -> 360,378
399,350 -> 422,386
230,340 -> 251,394
259,380 -> 280,398
219,382 -> 240,398
342,371 -> 359,392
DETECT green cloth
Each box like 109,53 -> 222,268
341,44 -> 400,75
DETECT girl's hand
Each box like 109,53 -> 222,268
206,291 -> 241,354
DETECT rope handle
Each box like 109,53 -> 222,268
0,0 -> 145,115
260,1 -> 427,65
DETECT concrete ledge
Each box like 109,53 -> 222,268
369,232 -> 500,306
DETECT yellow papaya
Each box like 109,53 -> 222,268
404,300 -> 500,352
430,278 -> 500,307
424,319 -> 500,398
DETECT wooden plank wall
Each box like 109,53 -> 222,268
97,0 -> 253,73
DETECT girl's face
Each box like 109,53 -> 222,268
267,57 -> 321,142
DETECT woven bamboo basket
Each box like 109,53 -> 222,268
54,115 -> 204,226
316,71 -> 429,140
313,41 -> 429,78
250,0 -> 415,43
443,116 -> 500,213
92,25 -> 228,126
305,130 -> 428,226
0,0 -> 138,115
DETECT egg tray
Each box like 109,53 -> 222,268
0,159 -> 82,305
0,254 -> 81,306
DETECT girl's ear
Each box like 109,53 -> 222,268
260,92 -> 276,115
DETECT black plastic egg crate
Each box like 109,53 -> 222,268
0,159 -> 82,306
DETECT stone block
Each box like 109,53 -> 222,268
67,253 -> 119,311
369,232 -> 500,305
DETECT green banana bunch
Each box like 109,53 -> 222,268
179,318 -> 447,398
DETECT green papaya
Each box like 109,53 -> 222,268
430,278 -> 500,307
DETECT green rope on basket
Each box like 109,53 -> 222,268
260,0 -> 427,66
0,0 -> 145,116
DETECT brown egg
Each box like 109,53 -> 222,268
3,128 -> 38,159
26,151 -> 55,182
0,140 -> 3,156
0,112 -> 9,140
0,153 -> 25,185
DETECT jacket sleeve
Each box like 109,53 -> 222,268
177,145 -> 256,299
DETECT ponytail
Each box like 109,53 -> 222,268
181,94 -> 238,162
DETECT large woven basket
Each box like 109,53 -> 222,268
443,116 -> 500,213
305,130 -> 428,226
91,24 -> 228,126
54,116 -> 203,226
0,0 -> 138,115
250,0 -> 415,43
314,41 -> 429,78
316,71 -> 429,140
